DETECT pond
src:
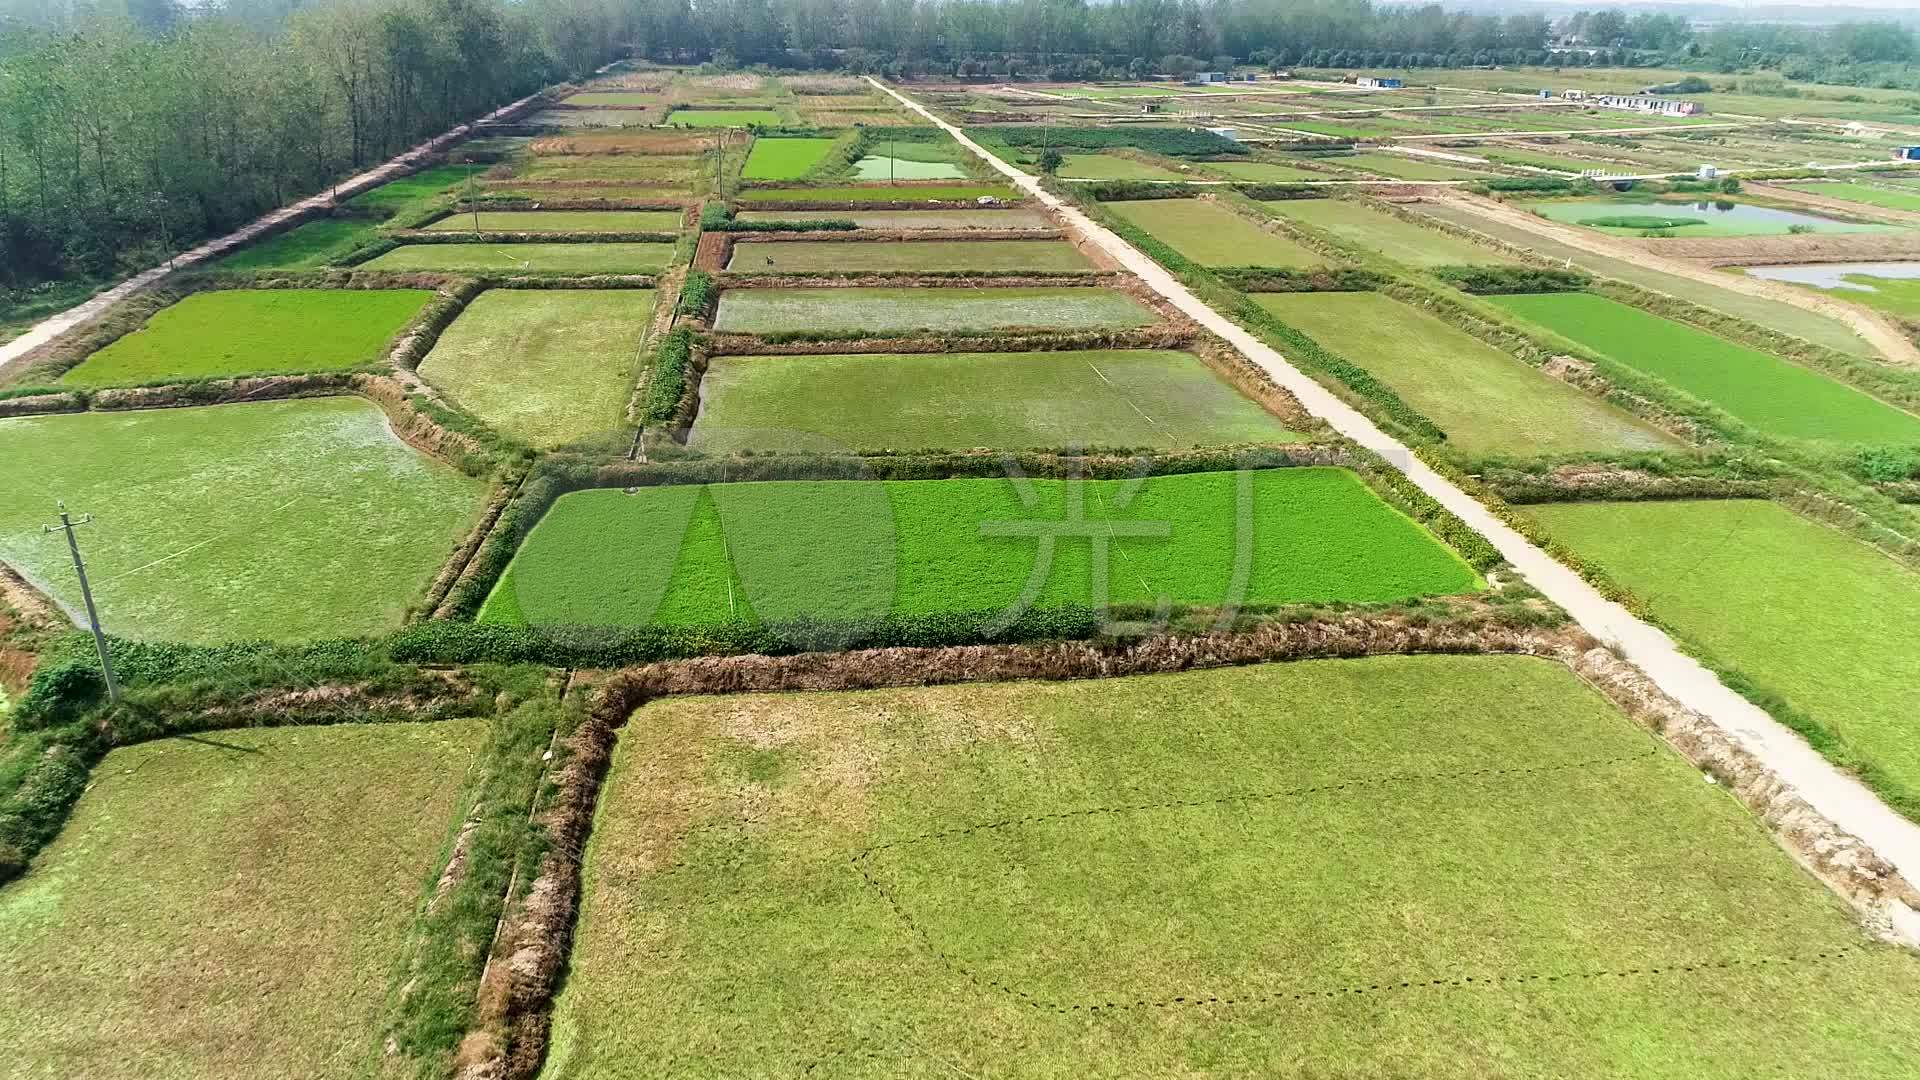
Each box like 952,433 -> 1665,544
1743,262 -> 1920,291
851,155 -> 967,180
1527,197 -> 1891,236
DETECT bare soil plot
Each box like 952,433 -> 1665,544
542,656 -> 1920,1077
0,720 -> 484,1080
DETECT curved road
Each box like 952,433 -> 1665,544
871,77 -> 1920,935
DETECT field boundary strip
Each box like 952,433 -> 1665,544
872,77 -> 1920,935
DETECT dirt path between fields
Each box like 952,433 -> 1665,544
873,76 -> 1920,942
1434,192 -> 1920,368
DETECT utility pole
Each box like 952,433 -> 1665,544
466,155 -> 481,233
44,503 -> 120,703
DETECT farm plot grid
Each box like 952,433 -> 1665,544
361,242 -> 674,273
1253,292 -> 1674,457
418,288 -> 655,448
0,720 -> 484,1080
0,398 -> 486,643
422,210 -> 683,233
60,289 -> 434,386
477,469 -> 1480,627
541,656 -> 1920,1078
1488,292 -> 1920,445
1105,199 -> 1324,269
690,349 -> 1301,453
724,239 -> 1091,272
1259,199 -> 1518,267
710,286 -> 1158,334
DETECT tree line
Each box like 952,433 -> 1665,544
3,0 -> 1916,294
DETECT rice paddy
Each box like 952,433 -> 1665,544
478,468 -> 1481,626
1487,292 -> 1920,444
1105,199 -> 1325,268
731,208 -> 1052,230
417,288 -> 654,447
421,210 -> 682,233
61,288 -> 433,386
690,349 -> 1300,452
740,137 -> 838,180
360,242 -> 674,273
0,397 -> 486,642
724,238 -> 1091,272
1260,199 -> 1517,266
709,286 -> 1157,334
1253,291 -> 1675,456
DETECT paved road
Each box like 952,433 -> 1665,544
872,76 -> 1920,930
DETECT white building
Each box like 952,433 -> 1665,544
1589,94 -> 1703,117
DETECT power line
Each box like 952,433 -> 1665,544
43,501 -> 121,703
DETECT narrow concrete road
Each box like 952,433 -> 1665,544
872,77 -> 1920,914
0,91 -> 543,376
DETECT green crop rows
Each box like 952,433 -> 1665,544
361,242 -> 674,273
710,286 -> 1157,334
726,239 -> 1091,272
1105,199 -> 1324,268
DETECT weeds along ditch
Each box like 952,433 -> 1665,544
1066,179 -> 1920,825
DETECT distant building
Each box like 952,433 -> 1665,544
1356,76 -> 1404,90
1698,164 -> 1720,180
1207,126 -> 1240,143
1537,89 -> 1552,99
1589,93 -> 1703,117
1895,147 -> 1920,162
1563,89 -> 1588,102
1195,71 -> 1227,84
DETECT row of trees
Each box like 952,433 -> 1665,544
0,0 -> 630,288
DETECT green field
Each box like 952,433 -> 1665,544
1488,292 -> 1920,444
348,163 -> 486,212
1106,199 -> 1325,268
741,137 -> 838,180
217,217 -> 374,270
732,208 -> 1052,230
62,288 -> 433,386
418,289 -> 654,447
422,210 -> 682,233
0,398 -> 486,642
0,721 -> 482,1080
542,655 -> 1920,1078
1254,292 -> 1673,456
738,184 -> 1017,203
710,286 -> 1156,333
1261,199 -> 1516,266
479,468 -> 1479,626
1414,202 -> 1877,357
726,238 -> 1090,272
691,349 -> 1299,453
1323,152 -> 1491,180
361,242 -> 674,273
1528,499 -> 1920,814
1055,153 -> 1190,180
666,108 -> 783,127
1197,160 -> 1328,182
1778,180 -> 1920,214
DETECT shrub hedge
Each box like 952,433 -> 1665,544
641,325 -> 695,424
977,125 -> 1248,158
1432,266 -> 1592,295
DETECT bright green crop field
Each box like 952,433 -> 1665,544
1488,292 -> 1920,444
217,217 -> 375,270
479,468 -> 1479,627
0,398 -> 486,642
61,288 -> 433,386
419,289 -> 653,447
1779,180 -> 1920,214
726,238 -> 1091,271
690,349 -> 1299,453
1197,160 -> 1328,182
1527,499 -> 1920,819
741,137 -> 838,180
422,210 -> 682,233
360,242 -> 674,273
0,720 -> 482,1080
1260,198 -> 1516,266
710,286 -> 1157,334
1106,199 -> 1324,268
348,163 -> 486,212
738,184 -> 1018,203
1254,292 -> 1674,456
666,108 -> 784,127
542,655 -> 1920,1078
